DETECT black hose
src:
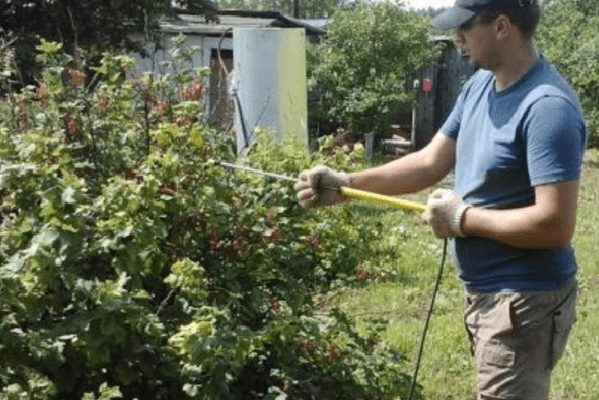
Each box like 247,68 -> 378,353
408,238 -> 448,400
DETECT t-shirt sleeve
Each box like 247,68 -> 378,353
440,87 -> 466,140
524,96 -> 587,186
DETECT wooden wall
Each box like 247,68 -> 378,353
414,39 -> 477,149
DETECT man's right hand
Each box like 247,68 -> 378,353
294,165 -> 350,208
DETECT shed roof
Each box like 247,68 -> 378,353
429,34 -> 455,44
159,11 -> 326,37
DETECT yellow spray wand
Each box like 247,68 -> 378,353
210,159 -> 426,213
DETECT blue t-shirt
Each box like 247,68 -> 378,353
441,56 -> 586,293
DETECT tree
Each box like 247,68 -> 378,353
0,0 -> 218,85
308,2 -> 438,138
214,0 -> 342,18
537,0 -> 599,145
571,0 -> 599,16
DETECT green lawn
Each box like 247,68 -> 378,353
339,148 -> 599,399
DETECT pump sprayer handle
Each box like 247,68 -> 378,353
338,186 -> 426,213
209,159 -> 426,213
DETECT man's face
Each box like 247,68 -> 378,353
454,14 -> 500,70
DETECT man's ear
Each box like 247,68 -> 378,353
494,14 -> 512,40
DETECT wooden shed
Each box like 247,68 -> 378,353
130,11 -> 325,132
382,36 -> 476,156
414,36 -> 477,149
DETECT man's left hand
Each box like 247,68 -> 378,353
424,188 -> 471,238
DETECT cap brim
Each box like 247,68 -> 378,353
432,7 -> 476,30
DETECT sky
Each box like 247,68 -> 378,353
401,0 -> 454,9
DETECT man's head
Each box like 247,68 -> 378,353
432,0 -> 540,39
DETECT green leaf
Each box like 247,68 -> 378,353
33,227 -> 60,248
95,382 -> 122,400
61,186 -> 76,205
36,39 -> 63,55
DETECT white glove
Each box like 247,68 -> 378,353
294,165 -> 350,208
424,188 -> 471,238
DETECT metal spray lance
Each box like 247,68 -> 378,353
209,159 -> 426,213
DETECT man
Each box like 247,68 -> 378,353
294,0 -> 587,399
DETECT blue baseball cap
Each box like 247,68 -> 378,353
432,0 -> 535,30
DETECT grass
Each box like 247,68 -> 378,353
338,147 -> 599,399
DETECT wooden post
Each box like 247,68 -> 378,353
293,0 -> 300,18
411,102 -> 417,150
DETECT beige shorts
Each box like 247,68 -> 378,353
464,279 -> 577,400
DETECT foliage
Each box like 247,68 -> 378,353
0,0 -> 218,87
0,40 -> 411,399
537,0 -> 599,145
214,0 -> 341,18
307,2 -> 439,139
